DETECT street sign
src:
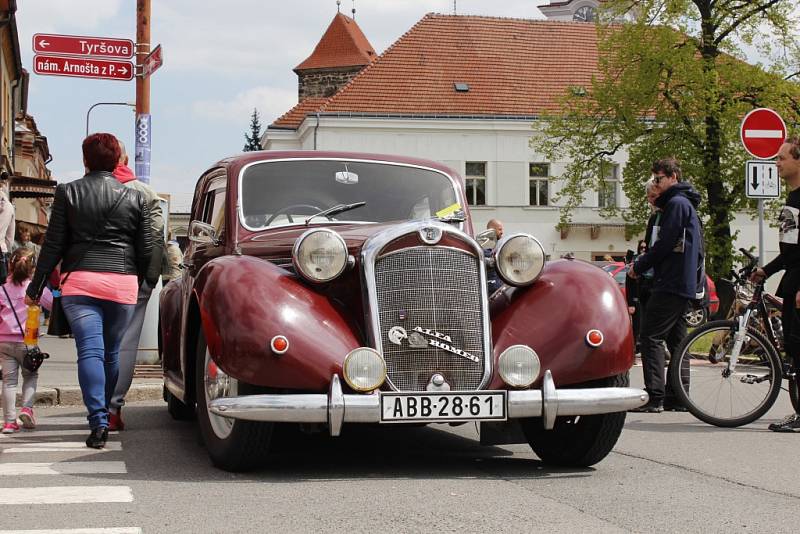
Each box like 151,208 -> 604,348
33,54 -> 133,81
740,108 -> 787,160
32,33 -> 134,59
745,160 -> 780,199
140,45 -> 163,79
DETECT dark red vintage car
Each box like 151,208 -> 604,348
159,151 -> 648,471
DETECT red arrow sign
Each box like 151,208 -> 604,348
141,44 -> 163,79
740,108 -> 787,160
33,55 -> 134,81
32,33 -> 134,59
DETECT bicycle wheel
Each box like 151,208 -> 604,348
669,320 -> 783,427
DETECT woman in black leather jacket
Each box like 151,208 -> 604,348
26,133 -> 152,448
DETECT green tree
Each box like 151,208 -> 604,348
539,0 -> 800,280
243,108 -> 262,152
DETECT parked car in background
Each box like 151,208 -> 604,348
160,151 -> 647,472
595,261 -> 719,327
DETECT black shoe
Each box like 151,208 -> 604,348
768,413 -> 800,433
663,400 -> 689,412
630,401 -> 664,413
86,427 -> 108,449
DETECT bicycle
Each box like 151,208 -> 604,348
668,249 -> 800,427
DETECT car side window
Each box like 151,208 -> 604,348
210,189 -> 226,235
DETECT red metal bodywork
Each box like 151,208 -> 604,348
160,151 -> 634,402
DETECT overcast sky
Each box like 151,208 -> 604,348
15,0 -> 547,211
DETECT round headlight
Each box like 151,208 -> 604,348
494,233 -> 546,286
343,348 -> 387,392
293,229 -> 348,283
498,345 -> 541,388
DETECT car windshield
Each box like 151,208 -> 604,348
239,159 -> 459,229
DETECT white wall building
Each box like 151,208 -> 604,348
263,9 -> 778,266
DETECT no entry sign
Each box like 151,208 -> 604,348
740,108 -> 787,160
33,54 -> 133,81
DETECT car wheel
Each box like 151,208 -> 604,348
683,307 -> 708,328
195,328 -> 273,472
520,373 -> 628,467
165,388 -> 195,421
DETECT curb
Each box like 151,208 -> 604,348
1,382 -> 164,407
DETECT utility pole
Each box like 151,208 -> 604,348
135,0 -> 152,184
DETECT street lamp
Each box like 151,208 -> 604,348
85,101 -> 136,138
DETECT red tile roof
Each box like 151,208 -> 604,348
295,13 -> 376,71
271,97 -> 329,129
273,14 -> 604,129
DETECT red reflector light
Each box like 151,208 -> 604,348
586,330 -> 604,347
271,335 -> 289,355
207,361 -> 218,380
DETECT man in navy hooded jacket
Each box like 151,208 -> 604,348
630,158 -> 702,412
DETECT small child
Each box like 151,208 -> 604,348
0,248 -> 52,433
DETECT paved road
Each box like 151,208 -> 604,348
0,386 -> 798,534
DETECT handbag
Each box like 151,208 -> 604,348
46,187 -> 129,337
1,285 -> 49,372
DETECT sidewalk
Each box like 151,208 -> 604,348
1,335 -> 163,407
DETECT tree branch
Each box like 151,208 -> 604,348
714,0 -> 783,44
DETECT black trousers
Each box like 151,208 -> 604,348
639,292 -> 689,403
780,291 -> 800,373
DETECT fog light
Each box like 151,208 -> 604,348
498,345 -> 540,388
343,348 -> 387,392
586,329 -> 604,348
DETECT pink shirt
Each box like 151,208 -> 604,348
61,271 -> 138,305
0,278 -> 53,343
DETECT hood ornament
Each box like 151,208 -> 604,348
419,226 -> 443,245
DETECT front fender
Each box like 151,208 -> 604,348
193,255 -> 361,391
489,259 -> 634,388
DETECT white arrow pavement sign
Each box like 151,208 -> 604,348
746,160 -> 780,198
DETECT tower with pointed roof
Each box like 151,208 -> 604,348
294,12 -> 376,101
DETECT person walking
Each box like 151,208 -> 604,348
626,180 -> 660,351
25,133 -> 153,448
13,228 -> 42,260
108,139 -> 165,431
0,248 -> 52,433
751,136 -> 800,432
162,232 -> 184,285
629,158 -> 702,413
484,219 -> 504,293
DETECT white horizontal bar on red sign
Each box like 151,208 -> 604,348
744,130 -> 784,138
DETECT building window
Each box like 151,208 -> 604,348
465,161 -> 486,206
598,163 -> 619,208
529,163 -> 550,206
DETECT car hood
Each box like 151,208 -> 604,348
239,221 -> 463,260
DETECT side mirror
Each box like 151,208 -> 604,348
476,229 -> 497,249
189,220 -> 220,246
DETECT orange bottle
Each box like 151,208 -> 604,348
23,305 -> 40,347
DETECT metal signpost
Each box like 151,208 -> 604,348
741,108 -> 787,264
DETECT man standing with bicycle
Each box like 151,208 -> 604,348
629,158 -> 703,413
752,136 -> 800,432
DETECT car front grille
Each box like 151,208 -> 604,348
374,246 -> 487,391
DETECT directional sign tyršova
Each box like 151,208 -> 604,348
32,33 -> 134,59
33,55 -> 134,81
740,108 -> 787,160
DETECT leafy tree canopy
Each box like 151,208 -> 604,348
243,108 -> 263,152
539,0 -> 800,279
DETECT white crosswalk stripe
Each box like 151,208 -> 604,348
0,529 -> 141,534
0,416 -> 139,532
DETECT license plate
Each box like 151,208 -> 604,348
380,391 -> 507,423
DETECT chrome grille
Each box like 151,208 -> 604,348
374,246 -> 486,391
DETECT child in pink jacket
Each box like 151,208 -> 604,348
1,248 -> 52,432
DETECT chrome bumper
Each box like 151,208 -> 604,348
208,370 -> 649,436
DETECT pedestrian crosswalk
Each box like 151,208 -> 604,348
0,415 -> 140,533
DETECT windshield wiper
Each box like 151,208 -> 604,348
305,201 -> 367,225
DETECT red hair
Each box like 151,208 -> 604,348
82,133 -> 121,172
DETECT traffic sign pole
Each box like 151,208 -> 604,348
759,200 -> 764,266
135,0 -> 152,184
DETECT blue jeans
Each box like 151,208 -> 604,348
62,295 -> 135,430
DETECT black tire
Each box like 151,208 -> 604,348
166,388 -> 195,421
195,329 -> 273,472
520,373 -> 628,467
669,320 -> 783,428
682,306 -> 708,328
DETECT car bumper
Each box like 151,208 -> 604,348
208,370 -> 649,436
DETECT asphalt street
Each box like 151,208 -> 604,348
0,379 -> 798,534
